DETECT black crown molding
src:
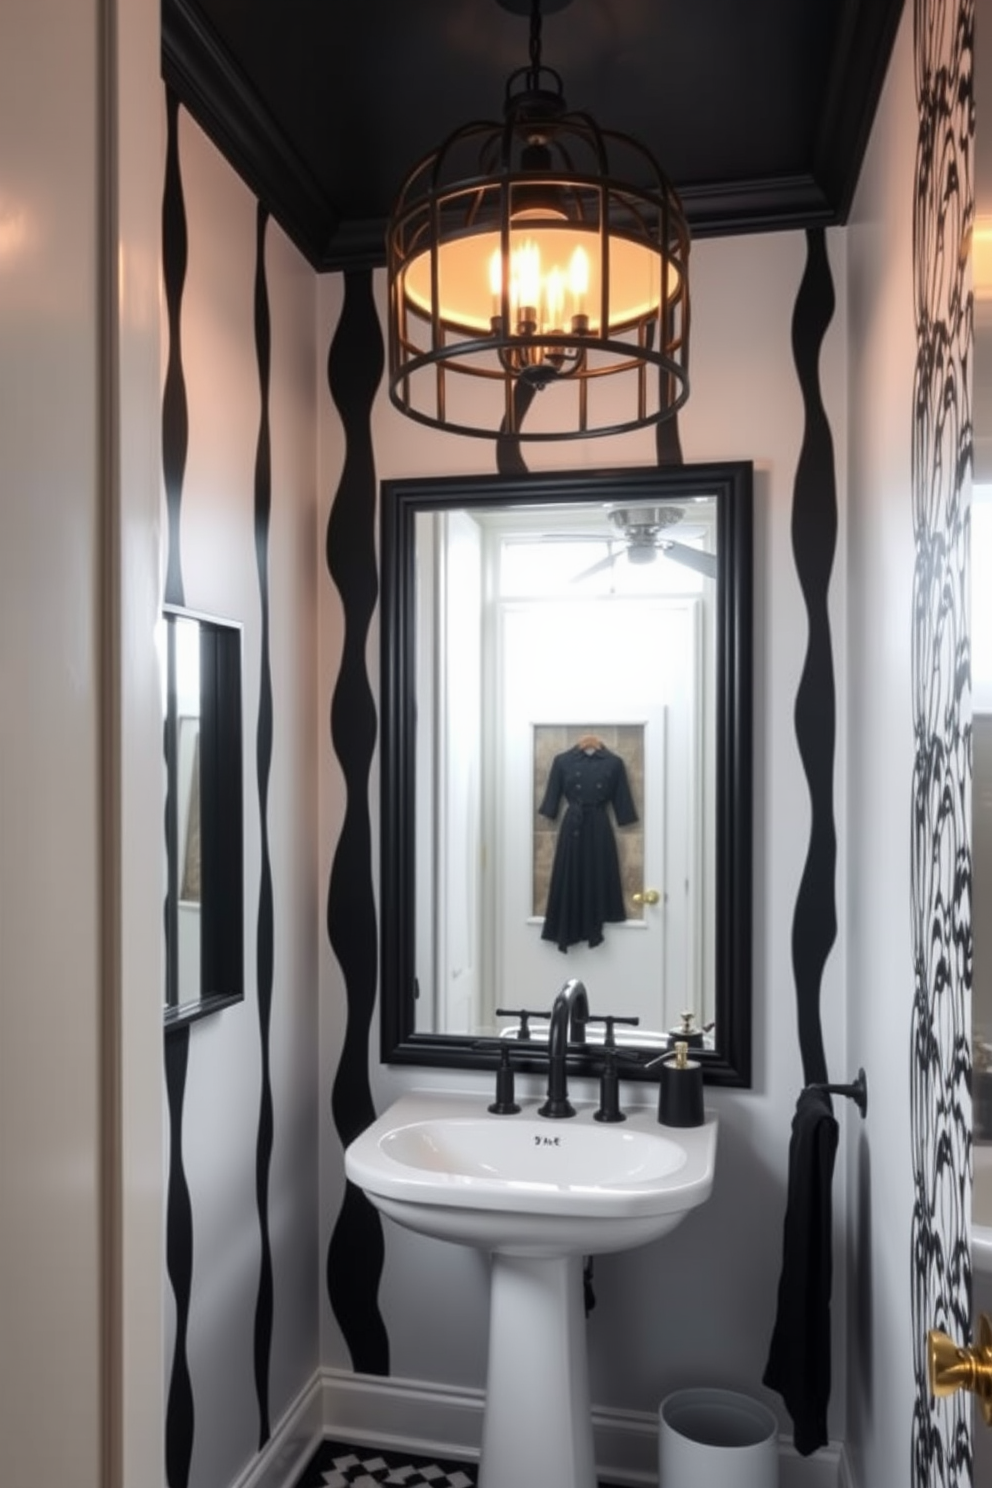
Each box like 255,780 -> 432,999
162,0 -> 905,269
161,0 -> 341,268
678,176 -> 835,240
813,0 -> 907,221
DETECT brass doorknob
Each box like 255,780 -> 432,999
632,888 -> 661,906
927,1313 -> 992,1425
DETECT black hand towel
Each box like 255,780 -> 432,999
762,1085 -> 839,1456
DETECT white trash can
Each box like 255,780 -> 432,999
659,1388 -> 778,1488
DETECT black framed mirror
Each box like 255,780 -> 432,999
163,604 -> 244,1031
380,462 -> 752,1085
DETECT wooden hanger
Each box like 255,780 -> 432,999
576,732 -> 604,751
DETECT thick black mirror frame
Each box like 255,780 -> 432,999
163,604 -> 245,1031
380,462 -> 753,1086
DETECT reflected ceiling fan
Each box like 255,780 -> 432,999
569,505 -> 717,582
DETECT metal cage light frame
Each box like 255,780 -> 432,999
387,0 -> 691,441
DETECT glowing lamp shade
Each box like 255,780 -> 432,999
403,224 -> 675,337
386,10 -> 690,441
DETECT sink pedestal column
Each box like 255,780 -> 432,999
479,1252 -> 596,1488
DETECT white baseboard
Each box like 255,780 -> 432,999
225,1364 -> 851,1488
779,1441 -> 843,1488
228,1374 -> 324,1488
319,1367 -> 846,1487
320,1367 -> 483,1464
836,1442 -> 857,1488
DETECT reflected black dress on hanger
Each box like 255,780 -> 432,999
538,744 -> 638,952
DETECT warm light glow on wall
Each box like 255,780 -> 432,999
0,193 -> 33,264
975,216 -> 992,300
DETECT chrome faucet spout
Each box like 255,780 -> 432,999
539,979 -> 589,1118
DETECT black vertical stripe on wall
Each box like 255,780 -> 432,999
165,1028 -> 195,1488
655,414 -> 683,467
790,227 -> 838,1091
325,269 -> 389,1375
909,1 -> 974,1481
495,383 -> 536,476
493,373 -> 684,472
162,89 -> 193,1488
656,310 -> 685,465
162,88 -> 187,612
252,203 -> 276,1448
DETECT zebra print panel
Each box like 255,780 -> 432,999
252,202 -> 276,1448
162,89 -> 194,1488
909,1 -> 974,1484
790,227 -> 838,1091
325,269 -> 390,1375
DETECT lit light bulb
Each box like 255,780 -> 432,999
483,232 -> 596,372
545,265 -> 565,331
568,246 -> 589,318
514,239 -> 541,318
489,248 -> 503,317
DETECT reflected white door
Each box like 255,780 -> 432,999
491,596 -> 703,1036
431,511 -> 484,1034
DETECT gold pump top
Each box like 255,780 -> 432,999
673,1041 -> 689,1069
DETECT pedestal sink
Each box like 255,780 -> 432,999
345,1091 -> 718,1488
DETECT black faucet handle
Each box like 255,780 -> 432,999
487,1041 -> 522,1115
472,1035 -> 535,1055
585,1013 -> 640,1049
593,1046 -> 626,1123
496,1006 -> 552,1041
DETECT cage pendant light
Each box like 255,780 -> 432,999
387,0 -> 690,441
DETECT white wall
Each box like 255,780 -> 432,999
843,16 -> 917,1480
0,0 -> 164,1483
318,222 -> 852,1444
975,1263 -> 992,1482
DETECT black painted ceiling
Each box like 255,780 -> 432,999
162,0 -> 905,274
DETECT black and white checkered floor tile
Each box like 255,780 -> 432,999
295,1438 -> 625,1488
295,1441 -> 476,1488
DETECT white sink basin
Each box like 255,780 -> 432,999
345,1091 -> 718,1488
345,1091 -> 717,1255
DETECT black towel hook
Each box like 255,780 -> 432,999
808,1066 -> 868,1119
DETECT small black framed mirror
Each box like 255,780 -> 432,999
379,462 -> 753,1085
163,605 -> 244,1030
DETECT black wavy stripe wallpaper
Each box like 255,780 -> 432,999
164,1028 -> 195,1488
162,87 -> 194,1488
251,201 -> 276,1449
324,268 -> 390,1375
161,100 -> 318,1488
162,86 -> 188,618
909,0 -> 974,1482
790,227 -> 839,1092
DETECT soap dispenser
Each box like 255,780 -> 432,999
668,1009 -> 704,1050
658,1041 -> 704,1128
